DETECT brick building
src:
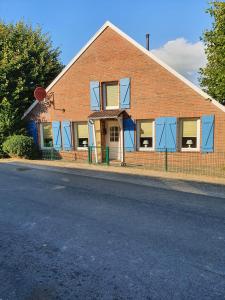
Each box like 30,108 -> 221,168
23,21 -> 225,166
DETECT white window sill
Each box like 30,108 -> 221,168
138,147 -> 154,152
181,148 -> 200,152
105,106 -> 119,110
41,147 -> 54,150
77,147 -> 88,151
62,148 -> 74,152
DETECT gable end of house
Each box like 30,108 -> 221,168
22,21 -> 225,119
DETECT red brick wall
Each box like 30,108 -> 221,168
29,26 -> 225,156
60,150 -> 88,161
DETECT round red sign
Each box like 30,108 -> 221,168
34,87 -> 47,101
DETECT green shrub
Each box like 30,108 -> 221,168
2,135 -> 39,159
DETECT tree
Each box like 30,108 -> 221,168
0,20 -> 63,154
199,2 -> 225,103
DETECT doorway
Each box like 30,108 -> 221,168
106,120 -> 121,160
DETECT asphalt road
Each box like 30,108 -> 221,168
0,163 -> 225,300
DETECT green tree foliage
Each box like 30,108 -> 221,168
0,20 -> 63,153
200,2 -> 225,103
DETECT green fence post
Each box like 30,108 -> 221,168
165,148 -> 168,172
106,146 -> 109,166
88,146 -> 92,164
51,148 -> 54,160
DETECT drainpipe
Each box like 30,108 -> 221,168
118,117 -> 125,165
92,120 -> 98,164
89,119 -> 98,164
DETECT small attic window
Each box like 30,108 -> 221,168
103,81 -> 119,109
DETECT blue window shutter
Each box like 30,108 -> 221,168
165,117 -> 177,152
155,118 -> 166,151
88,121 -> 94,146
120,78 -> 130,109
90,81 -> 100,111
123,118 -> 135,151
201,115 -> 214,153
26,121 -> 38,145
52,121 -> 62,150
62,121 -> 72,151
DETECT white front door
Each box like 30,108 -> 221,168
106,121 -> 120,160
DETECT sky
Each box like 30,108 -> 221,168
0,0 -> 213,85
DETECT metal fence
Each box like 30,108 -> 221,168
88,146 -> 225,178
41,149 -> 62,161
123,149 -> 225,178
41,147 -> 225,178
88,146 -> 110,165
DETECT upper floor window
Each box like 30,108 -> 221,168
41,123 -> 53,148
137,120 -> 154,151
103,81 -> 119,109
181,119 -> 200,151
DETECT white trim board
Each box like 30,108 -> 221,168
22,21 -> 225,119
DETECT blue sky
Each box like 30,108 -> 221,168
0,0 -> 212,84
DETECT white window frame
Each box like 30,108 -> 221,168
74,122 -> 89,151
137,120 -> 155,151
103,81 -> 119,110
180,118 -> 200,152
40,122 -> 53,150
109,125 -> 119,142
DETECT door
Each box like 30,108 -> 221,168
106,121 -> 120,160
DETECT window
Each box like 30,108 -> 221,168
181,119 -> 200,150
41,123 -> 53,148
74,123 -> 88,149
103,82 -> 119,109
137,120 -> 154,150
110,126 -> 119,142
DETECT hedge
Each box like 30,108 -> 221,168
2,135 -> 39,159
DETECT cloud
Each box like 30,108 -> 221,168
151,38 -> 207,85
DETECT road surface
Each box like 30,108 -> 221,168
0,162 -> 225,299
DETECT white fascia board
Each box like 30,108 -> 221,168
22,20 -> 225,119
107,22 -> 221,104
22,22 -> 110,119
22,100 -> 38,119
45,21 -> 111,93
210,99 -> 225,113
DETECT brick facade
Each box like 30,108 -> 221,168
26,24 -> 225,166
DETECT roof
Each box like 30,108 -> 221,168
22,21 -> 225,119
88,109 -> 125,120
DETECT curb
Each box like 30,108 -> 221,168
1,159 -> 225,199
1,158 -> 225,186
